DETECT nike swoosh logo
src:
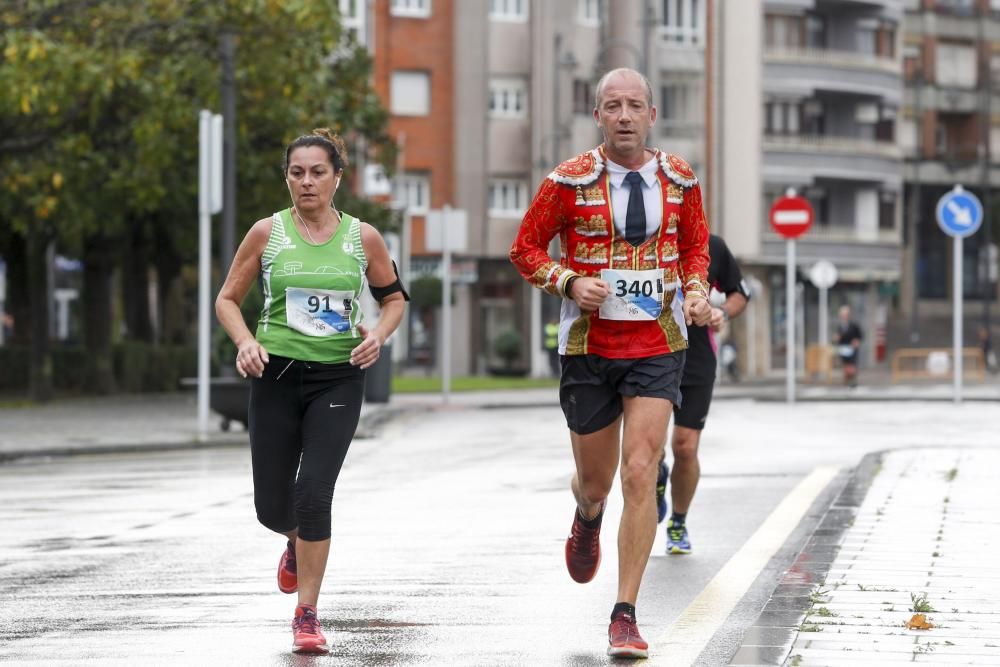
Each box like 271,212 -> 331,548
330,403 -> 345,408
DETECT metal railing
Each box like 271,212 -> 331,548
763,133 -> 902,160
764,47 -> 899,74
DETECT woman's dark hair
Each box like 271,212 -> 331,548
283,128 -> 348,174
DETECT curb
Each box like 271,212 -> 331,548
728,450 -> 886,666
0,402 -> 414,465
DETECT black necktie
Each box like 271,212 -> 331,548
624,171 -> 646,247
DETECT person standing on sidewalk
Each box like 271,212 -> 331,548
215,129 -> 407,654
834,305 -> 862,387
655,234 -> 751,555
509,67 -> 711,659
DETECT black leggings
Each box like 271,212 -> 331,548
248,354 -> 365,542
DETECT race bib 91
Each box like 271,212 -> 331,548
599,268 -> 664,321
286,287 -> 356,337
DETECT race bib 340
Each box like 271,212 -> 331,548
599,268 -> 664,321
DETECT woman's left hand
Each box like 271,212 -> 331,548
350,324 -> 384,369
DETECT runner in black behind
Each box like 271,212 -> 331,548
656,234 -> 750,554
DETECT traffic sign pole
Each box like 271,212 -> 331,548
770,189 -> 815,404
953,237 -> 963,403
786,239 -> 796,404
936,184 -> 984,404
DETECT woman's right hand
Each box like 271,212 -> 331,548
235,340 -> 269,378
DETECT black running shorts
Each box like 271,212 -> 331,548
673,382 -> 714,431
559,351 -> 686,435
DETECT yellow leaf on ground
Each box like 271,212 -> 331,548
905,613 -> 933,630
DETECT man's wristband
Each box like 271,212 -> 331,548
564,275 -> 579,298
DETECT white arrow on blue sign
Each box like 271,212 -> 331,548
936,185 -> 983,238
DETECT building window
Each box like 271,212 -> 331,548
878,191 -> 896,230
392,173 -> 430,214
936,41 -> 977,89
390,71 -> 430,116
489,178 -> 529,217
661,0 -> 703,45
763,99 -> 802,135
578,0 -> 601,25
855,18 -> 878,56
764,13 -> 803,49
573,78 -> 594,114
489,78 -> 527,118
904,42 -> 924,80
339,0 -> 367,46
490,0 -> 528,22
660,79 -> 702,132
391,0 -> 431,18
937,0 -> 974,15
805,14 -> 826,49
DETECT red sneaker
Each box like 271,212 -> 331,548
608,611 -> 648,658
277,540 -> 297,594
565,503 -> 604,583
291,605 -> 329,654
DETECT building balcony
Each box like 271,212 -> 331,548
764,47 -> 902,103
760,227 -> 903,274
763,134 -> 903,186
906,149 -> 1000,187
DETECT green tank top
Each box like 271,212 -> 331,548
255,208 -> 368,364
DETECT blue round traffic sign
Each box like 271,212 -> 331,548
936,186 -> 983,238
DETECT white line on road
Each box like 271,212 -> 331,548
650,466 -> 839,666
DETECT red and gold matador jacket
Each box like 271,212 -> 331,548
509,146 -> 710,359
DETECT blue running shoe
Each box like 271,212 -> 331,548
666,519 -> 691,554
655,460 -> 669,524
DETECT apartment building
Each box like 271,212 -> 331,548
900,0 -> 999,346
714,0 -> 905,374
368,0 -> 613,376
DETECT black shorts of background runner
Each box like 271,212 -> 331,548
248,354 -> 365,542
559,352 -> 685,435
673,383 -> 714,431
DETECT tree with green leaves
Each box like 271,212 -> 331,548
0,0 -> 395,400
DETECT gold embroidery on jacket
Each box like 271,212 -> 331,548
574,243 -> 609,265
666,212 -> 680,233
657,291 -> 687,351
574,215 -> 609,237
565,315 -> 591,355
666,184 -> 684,204
661,240 -> 679,262
580,185 -> 607,206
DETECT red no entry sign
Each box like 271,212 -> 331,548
769,194 -> 814,239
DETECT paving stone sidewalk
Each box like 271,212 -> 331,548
734,447 -> 1000,666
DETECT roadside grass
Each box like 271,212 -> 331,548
391,375 -> 558,393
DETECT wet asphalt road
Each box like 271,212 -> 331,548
0,403 -> 829,666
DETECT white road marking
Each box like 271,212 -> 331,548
650,466 -> 839,666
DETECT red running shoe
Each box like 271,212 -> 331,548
291,605 -> 329,654
608,611 -> 649,659
565,503 -> 604,583
277,540 -> 297,594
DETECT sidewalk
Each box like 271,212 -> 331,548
0,372 -> 997,462
732,447 -> 1000,666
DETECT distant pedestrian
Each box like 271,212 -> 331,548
834,305 -> 862,387
656,234 -> 751,556
215,129 -> 407,654
510,67 -> 711,659
544,318 -> 560,376
979,324 -> 997,373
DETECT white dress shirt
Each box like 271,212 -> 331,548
605,155 -> 663,243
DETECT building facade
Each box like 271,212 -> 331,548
899,0 -> 999,349
713,0 -> 905,375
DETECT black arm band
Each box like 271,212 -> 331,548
370,261 -> 410,303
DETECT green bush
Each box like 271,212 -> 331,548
493,329 -> 523,368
